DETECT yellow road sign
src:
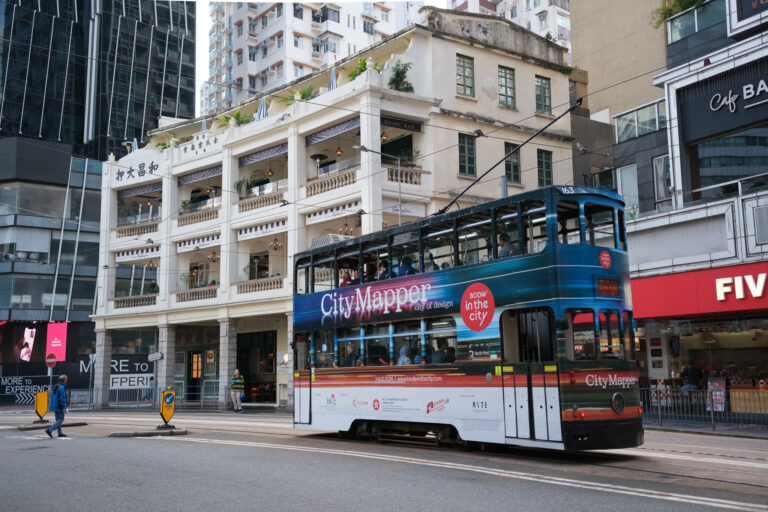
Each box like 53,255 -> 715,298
160,390 -> 176,424
34,392 -> 48,420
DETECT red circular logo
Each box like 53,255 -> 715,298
599,251 -> 612,269
460,283 -> 495,331
373,399 -> 380,411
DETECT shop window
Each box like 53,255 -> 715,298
391,230 -> 419,277
364,324 -> 390,366
521,199 -> 547,254
457,213 -> 492,266
337,248 -> 360,287
567,309 -> 596,360
585,203 -> 616,248
494,204 -> 520,258
313,253 -> 334,292
599,310 -> 624,359
426,317 -> 457,363
556,201 -> 581,244
422,221 -> 455,271
338,327 -> 361,367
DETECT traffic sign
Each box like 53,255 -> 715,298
45,354 -> 56,368
160,390 -> 176,424
34,392 -> 48,420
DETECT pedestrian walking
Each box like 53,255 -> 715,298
231,369 -> 244,413
46,375 -> 68,438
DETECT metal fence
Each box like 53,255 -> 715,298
641,387 -> 768,433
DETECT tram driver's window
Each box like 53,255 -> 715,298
566,309 -> 596,360
494,204 -> 520,258
422,222 -> 455,271
313,253 -> 334,292
364,324 -> 390,366
457,213 -> 492,266
557,201 -> 582,244
521,199 -> 547,254
296,258 -> 310,295
585,204 -> 616,248
337,248 -> 360,288
392,231 -> 419,277
599,310 -> 624,359
313,330 -> 334,368
426,317 -> 457,363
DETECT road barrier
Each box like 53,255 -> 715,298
641,387 -> 768,432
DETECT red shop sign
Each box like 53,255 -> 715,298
631,262 -> 768,319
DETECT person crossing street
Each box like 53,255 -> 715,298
231,369 -> 244,413
46,375 -> 68,438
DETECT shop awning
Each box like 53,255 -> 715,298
306,117 -> 360,146
117,181 -> 162,199
239,143 -> 288,167
178,165 -> 223,186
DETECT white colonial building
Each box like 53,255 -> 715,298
92,8 -> 574,410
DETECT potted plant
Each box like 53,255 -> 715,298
279,84 -> 314,105
234,177 -> 249,198
217,109 -> 253,128
348,57 -> 382,81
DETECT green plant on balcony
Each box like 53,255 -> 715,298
278,84 -> 314,104
217,108 -> 253,128
348,57 -> 382,81
155,142 -> 168,150
234,177 -> 249,197
650,0 -> 704,28
387,60 -> 414,93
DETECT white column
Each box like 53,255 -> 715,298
359,90 -> 383,234
159,156 -> 178,301
286,126 -> 306,289
93,329 -> 112,409
218,319 -> 237,410
157,324 -> 176,393
219,149 -> 235,294
285,312 -> 295,410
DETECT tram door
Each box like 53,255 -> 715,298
500,308 -> 562,442
293,334 -> 311,424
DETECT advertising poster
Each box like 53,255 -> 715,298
46,322 -> 68,362
706,377 -> 727,412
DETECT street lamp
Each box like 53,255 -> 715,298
354,144 -> 402,226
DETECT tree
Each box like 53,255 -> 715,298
217,109 -> 253,128
650,0 -> 704,28
388,61 -> 414,93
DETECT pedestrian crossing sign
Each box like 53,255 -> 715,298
160,390 -> 176,424
34,391 -> 48,420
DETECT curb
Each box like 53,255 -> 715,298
108,429 -> 188,438
644,425 -> 768,440
18,422 -> 88,431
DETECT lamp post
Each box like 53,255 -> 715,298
355,144 -> 402,226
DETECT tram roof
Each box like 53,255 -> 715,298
296,186 -> 624,260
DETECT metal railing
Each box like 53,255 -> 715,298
641,387 -> 768,432
108,387 -> 155,409
174,381 -> 220,410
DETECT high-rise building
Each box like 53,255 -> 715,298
203,1 -> 422,114
0,0 -> 195,405
0,0 -> 196,160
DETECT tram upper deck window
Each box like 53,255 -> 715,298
566,309 -> 596,360
364,324 -> 390,366
457,213 -> 492,266
585,203 -> 616,248
296,258 -> 310,295
599,310 -> 625,359
557,201 -> 582,244
494,204 -> 520,258
338,326 -> 361,367
426,317 -> 457,363
392,231 -> 419,277
337,248 -> 360,288
313,253 -> 334,292
522,200 -> 547,254
422,222 -> 455,271
362,240 -> 389,281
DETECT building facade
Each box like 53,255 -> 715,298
93,8 -> 574,409
203,1 -> 423,114
586,0 -> 768,395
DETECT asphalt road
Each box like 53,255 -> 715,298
1,410 -> 767,512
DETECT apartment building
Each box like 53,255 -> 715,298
92,7 -> 574,410
204,1 -> 423,114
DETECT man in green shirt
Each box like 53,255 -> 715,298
231,369 -> 245,413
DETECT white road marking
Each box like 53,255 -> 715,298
156,437 -> 768,512
609,448 -> 768,470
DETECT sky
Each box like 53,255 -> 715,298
194,1 -> 446,116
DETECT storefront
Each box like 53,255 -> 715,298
173,325 -> 220,405
236,330 -> 277,405
631,262 -> 768,400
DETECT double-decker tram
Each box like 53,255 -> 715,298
292,186 -> 643,450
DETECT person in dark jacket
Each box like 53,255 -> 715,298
46,375 -> 68,438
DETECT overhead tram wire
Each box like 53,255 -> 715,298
436,97 -> 583,215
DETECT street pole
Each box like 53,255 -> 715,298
397,156 -> 402,226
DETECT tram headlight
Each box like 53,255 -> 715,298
610,392 -> 625,414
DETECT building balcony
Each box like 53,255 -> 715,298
237,180 -> 288,213
173,286 -> 218,303
112,294 -> 158,310
223,57 -> 233,68
235,275 -> 286,295
385,164 -> 427,186
115,220 -> 160,239
303,156 -> 361,198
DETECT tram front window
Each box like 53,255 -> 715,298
599,310 -> 624,359
566,309 -> 596,360
585,204 -> 616,248
557,201 -> 582,244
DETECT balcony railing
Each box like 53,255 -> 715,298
116,222 -> 159,238
306,168 -> 357,197
178,208 -> 219,227
386,165 -> 426,185
236,276 -> 285,294
175,287 -> 218,302
238,190 -> 286,213
113,294 -> 158,309
117,210 -> 162,228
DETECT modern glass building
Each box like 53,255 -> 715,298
0,0 -> 195,403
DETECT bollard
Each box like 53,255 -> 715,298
709,389 -> 716,430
